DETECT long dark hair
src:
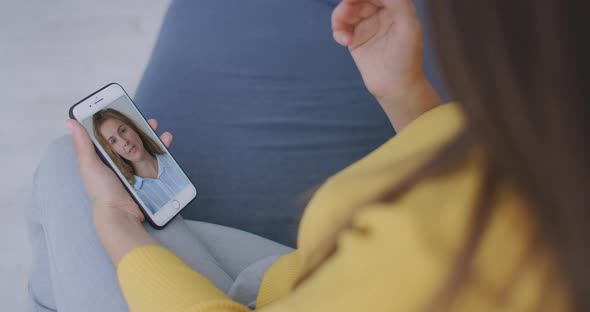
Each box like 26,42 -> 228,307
296,0 -> 589,310
430,0 -> 589,309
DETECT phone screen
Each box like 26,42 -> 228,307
79,94 -> 193,216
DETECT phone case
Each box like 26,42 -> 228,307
68,82 -> 194,229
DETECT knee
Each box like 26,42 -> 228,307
43,135 -> 75,157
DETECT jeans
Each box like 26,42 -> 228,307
25,136 -> 292,311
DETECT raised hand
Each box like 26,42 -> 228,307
332,0 -> 440,130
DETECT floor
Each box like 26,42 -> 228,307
0,1 -> 170,309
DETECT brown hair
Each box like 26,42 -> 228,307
92,108 -> 165,186
296,0 -> 589,310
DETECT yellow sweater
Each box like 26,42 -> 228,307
117,104 -> 569,311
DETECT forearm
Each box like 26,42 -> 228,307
94,212 -> 161,266
377,79 -> 441,132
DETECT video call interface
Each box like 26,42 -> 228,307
82,96 -> 190,214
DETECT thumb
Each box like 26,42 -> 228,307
66,119 -> 104,169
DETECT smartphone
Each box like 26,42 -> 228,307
69,83 -> 197,229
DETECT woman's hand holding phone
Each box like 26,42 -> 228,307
331,0 -> 441,131
66,117 -> 172,265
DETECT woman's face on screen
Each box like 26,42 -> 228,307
99,118 -> 147,162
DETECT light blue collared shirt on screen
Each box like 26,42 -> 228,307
133,153 -> 189,214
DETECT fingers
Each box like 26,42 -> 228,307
159,132 -> 173,148
332,1 -> 356,45
147,118 -> 158,131
332,0 -> 380,46
148,118 -> 173,148
66,119 -> 103,169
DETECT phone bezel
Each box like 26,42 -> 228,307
69,83 -> 197,229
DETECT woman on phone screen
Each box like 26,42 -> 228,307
93,108 -> 188,214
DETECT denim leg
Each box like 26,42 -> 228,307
24,136 -> 234,311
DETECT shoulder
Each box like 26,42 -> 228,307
296,103 -> 567,309
298,103 -> 467,246
342,152 -> 566,309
